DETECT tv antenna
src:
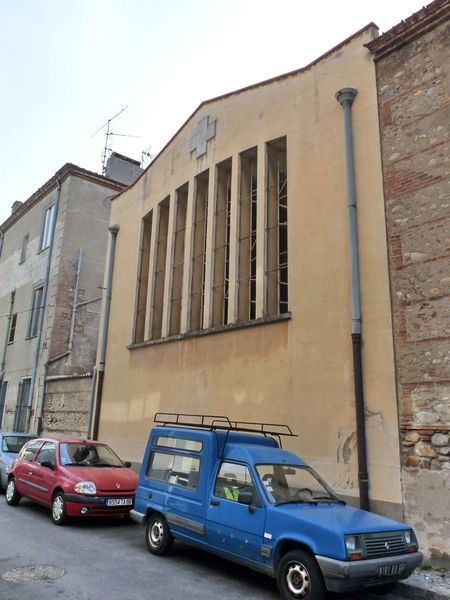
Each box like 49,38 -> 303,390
90,106 -> 140,174
141,146 -> 153,169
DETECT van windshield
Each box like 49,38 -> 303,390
256,464 -> 342,505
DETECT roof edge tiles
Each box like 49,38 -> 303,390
0,163 -> 126,232
365,0 -> 450,60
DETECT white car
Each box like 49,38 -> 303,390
0,431 -> 37,491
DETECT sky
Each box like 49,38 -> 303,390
0,0 -> 429,226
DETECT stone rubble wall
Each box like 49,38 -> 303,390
41,376 -> 92,438
374,7 -> 449,561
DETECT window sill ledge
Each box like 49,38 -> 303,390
128,312 -> 291,350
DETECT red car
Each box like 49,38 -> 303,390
5,437 -> 138,525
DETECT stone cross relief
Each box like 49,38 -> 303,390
189,115 -> 216,158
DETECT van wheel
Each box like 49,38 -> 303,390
146,514 -> 173,555
5,479 -> 21,506
277,549 -> 325,600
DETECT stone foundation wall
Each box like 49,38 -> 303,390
369,1 -> 450,562
42,376 -> 92,438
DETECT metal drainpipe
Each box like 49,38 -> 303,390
87,365 -> 97,437
335,88 -> 370,511
1,291 -> 15,380
31,178 -> 62,434
68,248 -> 83,353
91,224 -> 119,440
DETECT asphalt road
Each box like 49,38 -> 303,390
0,494 -> 403,600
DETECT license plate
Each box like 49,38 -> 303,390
378,562 -> 406,577
105,498 -> 133,507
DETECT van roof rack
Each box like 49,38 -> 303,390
154,412 -> 297,438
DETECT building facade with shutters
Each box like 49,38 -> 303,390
0,159 -> 141,437
95,24 -> 408,524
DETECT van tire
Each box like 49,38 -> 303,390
146,514 -> 173,555
277,549 -> 325,600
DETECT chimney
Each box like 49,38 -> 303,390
11,201 -> 23,214
104,152 -> 143,186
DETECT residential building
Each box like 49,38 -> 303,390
0,155 -> 142,437
367,0 -> 450,564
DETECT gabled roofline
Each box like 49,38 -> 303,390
365,0 -> 449,60
0,163 -> 126,232
114,22 -> 379,199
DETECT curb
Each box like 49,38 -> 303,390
393,580 -> 450,600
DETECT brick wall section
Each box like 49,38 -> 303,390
369,4 -> 450,472
367,1 -> 450,561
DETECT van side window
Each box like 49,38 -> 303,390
214,461 -> 255,503
146,451 -> 200,490
154,436 -> 202,452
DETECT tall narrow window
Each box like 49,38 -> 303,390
151,197 -> 170,340
41,205 -> 56,251
169,185 -> 188,336
134,211 -> 153,343
0,380 -> 7,429
212,159 -> 232,327
238,148 -> 257,322
28,286 -> 43,338
266,137 -> 288,315
8,313 -> 17,343
190,170 -> 209,331
14,378 -> 31,432
20,234 -> 29,264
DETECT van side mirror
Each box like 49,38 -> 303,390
123,461 -> 132,468
239,490 -> 256,513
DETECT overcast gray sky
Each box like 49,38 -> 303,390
0,0 -> 428,226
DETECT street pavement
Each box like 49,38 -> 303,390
0,495 -> 420,600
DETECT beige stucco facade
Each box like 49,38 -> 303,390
97,26 -> 403,518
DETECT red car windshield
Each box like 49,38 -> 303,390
60,443 -> 125,467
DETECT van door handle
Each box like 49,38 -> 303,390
210,499 -> 220,506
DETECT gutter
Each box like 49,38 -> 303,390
68,248 -> 83,353
91,224 -> 119,439
335,88 -> 370,511
0,291 -> 15,380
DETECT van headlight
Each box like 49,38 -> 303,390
345,535 -> 363,560
404,529 -> 418,553
74,481 -> 97,495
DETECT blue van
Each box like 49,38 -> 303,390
131,414 -> 422,599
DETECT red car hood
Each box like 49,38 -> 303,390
63,466 -> 138,493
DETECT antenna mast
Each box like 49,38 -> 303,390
91,106 -> 139,174
102,106 -> 127,175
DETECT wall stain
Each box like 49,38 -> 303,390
337,430 -> 356,464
